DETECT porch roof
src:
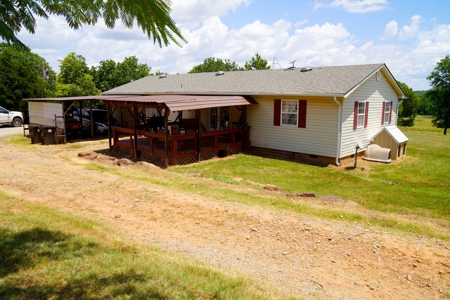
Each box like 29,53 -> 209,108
26,95 -> 253,111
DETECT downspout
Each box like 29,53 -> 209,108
333,96 -> 342,166
396,99 -> 403,126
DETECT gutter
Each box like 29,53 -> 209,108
103,91 -> 345,98
333,96 -> 342,166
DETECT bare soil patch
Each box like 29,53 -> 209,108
0,138 -> 449,299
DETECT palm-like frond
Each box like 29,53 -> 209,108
0,0 -> 186,48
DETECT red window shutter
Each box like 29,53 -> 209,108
273,99 -> 281,126
381,101 -> 386,124
364,101 -> 369,128
298,100 -> 307,128
353,102 -> 358,130
389,101 -> 393,124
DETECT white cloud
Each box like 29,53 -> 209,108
399,15 -> 422,40
381,20 -> 398,40
315,0 -> 389,13
171,0 -> 252,28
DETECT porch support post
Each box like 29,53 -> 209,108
164,107 -> 170,168
107,102 -> 112,151
242,105 -> 248,150
89,100 -> 94,138
196,109 -> 201,162
133,104 -> 138,160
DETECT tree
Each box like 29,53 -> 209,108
0,0 -> 186,48
90,56 -> 151,92
397,81 -> 419,126
0,43 -> 55,110
189,57 -> 243,73
426,55 -> 450,135
55,52 -> 100,97
244,53 -> 270,70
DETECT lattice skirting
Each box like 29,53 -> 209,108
172,155 -> 198,165
227,146 -> 242,155
140,152 -> 164,167
200,150 -> 218,161
112,146 -> 133,156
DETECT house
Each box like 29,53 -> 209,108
102,63 -> 407,166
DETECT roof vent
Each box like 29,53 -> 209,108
159,74 -> 167,79
215,71 -> 225,76
300,67 -> 312,72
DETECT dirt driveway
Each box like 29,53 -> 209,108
0,136 -> 449,299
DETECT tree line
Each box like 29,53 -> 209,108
0,42 -> 448,135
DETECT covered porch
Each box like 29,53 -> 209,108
104,95 -> 253,168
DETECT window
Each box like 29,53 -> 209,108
381,101 -> 393,124
353,101 -> 369,130
358,102 -> 365,128
273,99 -> 307,128
282,100 -> 298,126
210,107 -> 218,129
384,101 -> 390,124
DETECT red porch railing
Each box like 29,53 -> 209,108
111,126 -> 250,167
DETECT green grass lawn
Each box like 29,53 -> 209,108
0,192 -> 281,300
172,116 -> 450,220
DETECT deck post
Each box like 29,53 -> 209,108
164,108 -> 170,168
89,100 -> 94,138
242,105 -> 248,151
133,105 -> 138,160
196,109 -> 201,162
107,102 -> 112,151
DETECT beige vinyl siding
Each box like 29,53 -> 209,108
340,71 -> 399,157
247,95 -> 339,157
29,102 -> 62,126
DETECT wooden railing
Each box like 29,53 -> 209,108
111,126 -> 250,165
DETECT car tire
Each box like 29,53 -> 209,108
12,117 -> 22,127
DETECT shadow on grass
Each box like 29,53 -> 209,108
1,272 -> 166,300
0,227 -> 74,277
0,227 -> 167,299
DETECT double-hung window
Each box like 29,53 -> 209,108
358,102 -> 366,128
353,101 -> 369,130
273,99 -> 307,128
384,101 -> 391,124
382,101 -> 393,124
281,100 -> 298,126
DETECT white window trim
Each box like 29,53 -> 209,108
357,101 -> 366,128
384,101 -> 390,124
281,100 -> 298,126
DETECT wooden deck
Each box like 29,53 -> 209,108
111,126 -> 250,167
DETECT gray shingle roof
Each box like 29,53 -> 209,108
103,63 -> 386,96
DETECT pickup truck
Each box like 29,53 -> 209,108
0,106 -> 23,127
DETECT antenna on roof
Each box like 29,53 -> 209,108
272,57 -> 281,69
284,59 -> 297,71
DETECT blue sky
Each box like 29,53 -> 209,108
17,0 -> 450,90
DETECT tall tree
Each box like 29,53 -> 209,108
189,57 -> 243,73
90,56 -> 151,92
0,0 -> 186,48
397,81 -> 419,126
426,55 -> 450,135
244,53 -> 270,70
0,43 -> 55,110
55,52 -> 100,97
